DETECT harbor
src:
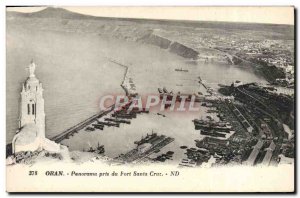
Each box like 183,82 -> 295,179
8,54 -> 291,167
5,7 -> 295,193
6,8 -> 293,167
60,103 -> 208,161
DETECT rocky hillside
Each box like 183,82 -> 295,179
7,8 -> 201,60
139,32 -> 199,59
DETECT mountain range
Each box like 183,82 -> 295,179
7,7 -> 294,35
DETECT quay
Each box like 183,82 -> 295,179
116,133 -> 175,163
50,105 -> 115,143
50,96 -> 141,143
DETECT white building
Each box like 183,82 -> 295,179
19,61 -> 45,138
12,61 -> 61,154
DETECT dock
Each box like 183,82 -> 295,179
116,134 -> 175,163
50,105 -> 115,143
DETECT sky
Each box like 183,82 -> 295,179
6,6 -> 294,25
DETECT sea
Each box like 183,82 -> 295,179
7,25 -> 268,162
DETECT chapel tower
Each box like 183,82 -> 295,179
19,60 -> 45,138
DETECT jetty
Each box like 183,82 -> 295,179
50,105 -> 115,143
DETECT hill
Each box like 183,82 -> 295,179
7,7 -> 294,36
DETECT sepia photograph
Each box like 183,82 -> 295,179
5,6 -> 295,193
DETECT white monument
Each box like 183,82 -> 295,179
12,61 -> 61,154
19,61 -> 45,138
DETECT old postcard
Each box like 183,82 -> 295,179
6,6 -> 295,192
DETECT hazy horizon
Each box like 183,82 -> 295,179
6,6 -> 294,25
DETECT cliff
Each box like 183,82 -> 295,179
169,42 -> 199,59
140,33 -> 199,59
140,33 -> 172,49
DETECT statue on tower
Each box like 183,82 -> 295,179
27,59 -> 36,78
10,60 -> 63,156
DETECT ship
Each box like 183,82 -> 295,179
104,117 -> 131,124
206,109 -> 218,113
130,107 -> 150,114
87,142 -> 105,154
157,113 -> 166,117
112,106 -> 140,119
112,112 -> 137,119
114,119 -> 131,124
195,125 -> 231,133
117,131 -> 175,163
85,127 -> 95,132
104,118 -> 117,122
193,119 -> 232,132
179,158 -> 197,167
92,124 -> 104,130
87,147 -> 95,152
96,121 -> 119,127
134,131 -> 158,146
175,68 -> 188,72
200,130 -> 226,138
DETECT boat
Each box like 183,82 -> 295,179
95,143 -> 105,154
175,68 -> 188,72
166,151 -> 174,156
157,113 -> 166,117
114,119 -> 131,124
104,118 -> 116,122
179,158 -> 196,167
93,123 -> 105,128
104,118 -> 130,124
87,143 -> 105,154
192,119 -> 206,124
130,107 -> 150,114
93,125 -> 104,130
194,120 -> 232,132
134,131 -> 158,146
207,109 -> 218,113
85,127 -> 95,132
96,121 -> 119,127
88,147 -> 96,152
112,113 -> 136,119
200,130 -> 226,138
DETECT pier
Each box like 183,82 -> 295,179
50,105 -> 115,143
116,134 -> 175,163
